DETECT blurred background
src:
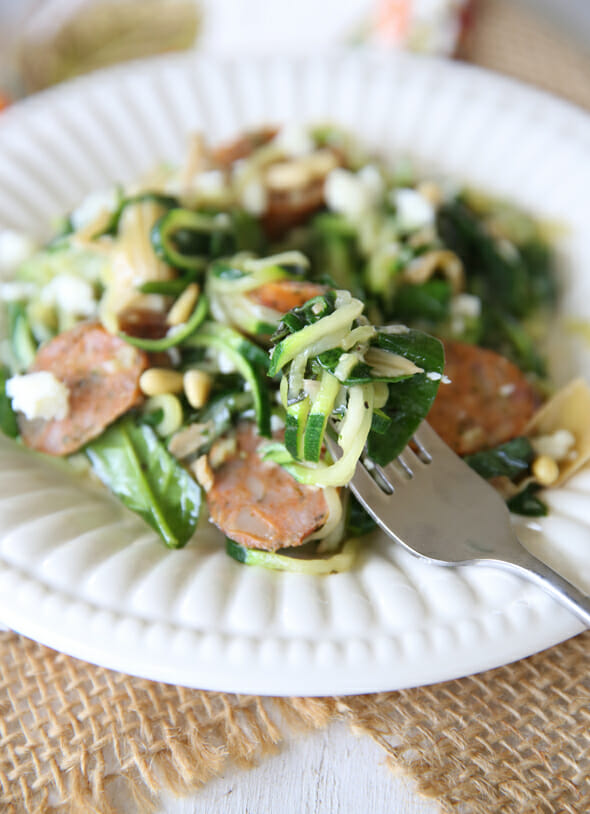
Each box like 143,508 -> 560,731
0,0 -> 589,110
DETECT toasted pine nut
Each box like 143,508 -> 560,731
304,149 -> 339,179
139,368 -> 184,396
416,181 -> 443,206
403,249 -> 464,294
266,160 -> 312,191
166,283 -> 200,326
532,454 -> 560,486
184,369 -> 213,409
191,454 -> 214,492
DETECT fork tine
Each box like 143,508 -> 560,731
413,421 -> 446,455
397,446 -> 423,476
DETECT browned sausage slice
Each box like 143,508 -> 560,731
206,423 -> 329,551
427,340 -> 540,456
247,280 -> 327,313
211,126 -> 278,168
19,322 -> 148,456
262,179 -> 327,238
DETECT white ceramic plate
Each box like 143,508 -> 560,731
1,51 -> 590,696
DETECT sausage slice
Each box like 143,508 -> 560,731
19,322 -> 148,456
427,340 -> 540,456
247,280 -> 327,314
206,423 -> 329,551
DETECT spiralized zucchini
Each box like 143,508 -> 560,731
0,121 -> 563,567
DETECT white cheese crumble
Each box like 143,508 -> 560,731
274,124 -> 315,158
240,180 -> 268,215
449,293 -> 482,336
193,169 -> 226,195
450,293 -> 482,319
0,230 -> 37,278
392,188 -> 435,231
531,429 -> 576,462
0,281 -> 37,302
41,273 -> 97,317
6,371 -> 70,421
379,324 -> 410,334
324,167 -> 381,219
70,188 -> 119,231
357,164 -> 384,201
270,413 -> 285,432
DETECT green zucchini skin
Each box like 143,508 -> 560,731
151,208 -> 235,273
118,293 -> 209,351
186,322 -> 272,437
99,191 -> 179,237
8,303 -> 37,372
225,537 -> 359,574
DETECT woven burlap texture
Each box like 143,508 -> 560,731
2,630 -> 590,814
460,0 -> 590,111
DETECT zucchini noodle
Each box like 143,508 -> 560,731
0,121 -> 563,568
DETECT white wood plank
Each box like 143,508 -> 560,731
152,723 -> 440,814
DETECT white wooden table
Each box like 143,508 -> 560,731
152,722 -> 440,813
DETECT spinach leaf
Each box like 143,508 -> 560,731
85,419 -> 202,548
316,327 -> 443,386
0,367 -> 18,439
346,494 -> 377,537
366,329 -> 444,465
507,483 -> 548,517
437,200 -> 530,317
464,437 -> 534,480
392,279 -> 452,324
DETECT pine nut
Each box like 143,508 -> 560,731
191,454 -> 214,492
304,149 -> 339,179
166,283 -> 200,326
416,181 -> 443,206
532,454 -> 560,486
184,369 -> 213,409
139,368 -> 184,396
266,160 -> 312,191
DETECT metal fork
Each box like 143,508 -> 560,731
327,421 -> 590,625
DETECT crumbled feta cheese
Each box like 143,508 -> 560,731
193,169 -> 226,196
449,293 -> 482,337
499,383 -> 516,397
426,371 -> 442,381
379,324 -> 410,334
391,188 -> 435,231
240,180 -> 267,216
0,281 -> 37,302
357,164 -> 384,201
6,371 -> 70,421
274,124 -> 315,158
270,413 -> 285,432
450,293 -> 482,319
70,188 -> 119,231
41,273 -> 97,317
324,168 -> 378,219
216,351 -> 237,374
531,429 -> 576,462
0,230 -> 37,278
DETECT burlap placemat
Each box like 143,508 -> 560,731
2,2 -> 590,813
2,630 -> 590,814
459,0 -> 590,111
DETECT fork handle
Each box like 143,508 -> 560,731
488,549 -> 590,627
